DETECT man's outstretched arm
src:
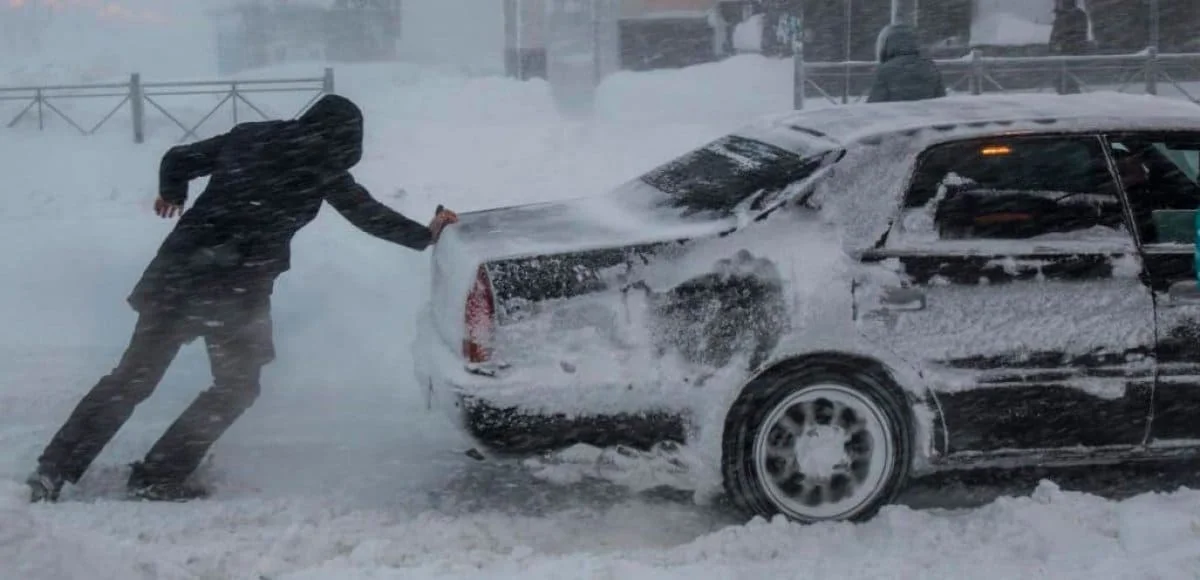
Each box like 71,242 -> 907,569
324,173 -> 455,250
157,133 -> 229,216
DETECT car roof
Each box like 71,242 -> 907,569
745,93 -> 1200,150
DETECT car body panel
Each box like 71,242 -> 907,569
1101,130 -> 1200,447
1142,249 -> 1200,444
854,248 -> 1156,454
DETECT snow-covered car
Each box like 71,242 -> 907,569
412,92 -> 1200,524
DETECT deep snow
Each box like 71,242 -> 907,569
5,49 -> 1200,579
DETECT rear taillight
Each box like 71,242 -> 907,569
463,265 -> 494,363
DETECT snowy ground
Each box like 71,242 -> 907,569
5,56 -> 1200,579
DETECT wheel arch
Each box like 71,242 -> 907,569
722,350 -> 946,470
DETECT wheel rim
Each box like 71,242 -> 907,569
752,383 -> 895,521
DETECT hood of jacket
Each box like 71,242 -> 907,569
876,23 -> 921,62
298,94 -> 364,171
1055,0 -> 1080,12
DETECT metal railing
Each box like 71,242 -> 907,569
793,46 -> 1200,109
0,68 -> 334,143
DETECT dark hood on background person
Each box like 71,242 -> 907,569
298,94 -> 364,171
876,24 -> 921,62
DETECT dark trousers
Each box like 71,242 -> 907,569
38,297 -> 275,486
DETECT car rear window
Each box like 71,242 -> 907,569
639,135 -> 826,216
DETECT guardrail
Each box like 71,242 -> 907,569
0,68 -> 334,143
793,46 -> 1200,109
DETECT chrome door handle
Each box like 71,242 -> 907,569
880,286 -> 926,311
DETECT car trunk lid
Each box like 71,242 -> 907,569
426,191 -> 735,365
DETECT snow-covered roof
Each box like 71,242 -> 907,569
764,93 -> 1200,149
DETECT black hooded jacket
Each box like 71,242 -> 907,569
866,24 -> 946,103
127,94 -> 433,314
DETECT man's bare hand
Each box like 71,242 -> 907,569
429,205 -> 459,243
154,196 -> 183,219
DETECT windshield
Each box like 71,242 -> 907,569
638,134 -> 829,217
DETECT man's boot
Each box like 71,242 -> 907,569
125,461 -> 208,502
25,467 -> 64,503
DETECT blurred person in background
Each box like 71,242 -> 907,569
1050,0 -> 1090,56
1050,0 -> 1090,94
867,23 -> 947,103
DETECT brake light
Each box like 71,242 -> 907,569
463,265 -> 494,363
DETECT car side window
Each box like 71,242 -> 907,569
895,135 -> 1128,244
1106,132 -> 1200,246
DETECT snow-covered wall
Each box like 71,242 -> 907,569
976,0 -> 1058,28
971,0 -> 1093,46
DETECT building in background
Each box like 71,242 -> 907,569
967,0 -> 1199,56
503,0 -> 547,80
328,0 -> 404,61
749,0 -> 1197,62
501,0 -> 963,77
212,0 -> 402,75
1,0 -> 52,56
210,0 -> 1199,79
505,0 -> 730,78
619,0 -> 725,70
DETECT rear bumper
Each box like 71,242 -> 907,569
417,363 -> 688,457
457,394 -> 687,456
412,310 -> 686,456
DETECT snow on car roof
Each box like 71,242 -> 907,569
739,93 -> 1200,151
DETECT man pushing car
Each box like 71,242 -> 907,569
26,94 -> 458,502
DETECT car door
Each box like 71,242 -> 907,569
852,133 -> 1156,456
1104,131 -> 1200,445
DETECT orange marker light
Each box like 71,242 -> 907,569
981,145 -> 1012,156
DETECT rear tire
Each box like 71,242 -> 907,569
721,360 -> 913,523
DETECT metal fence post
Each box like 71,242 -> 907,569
793,41 -> 806,110
323,67 -> 335,94
1145,45 -> 1159,95
1059,57 -> 1069,94
130,73 -> 144,143
969,49 -> 983,95
35,88 -> 44,131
